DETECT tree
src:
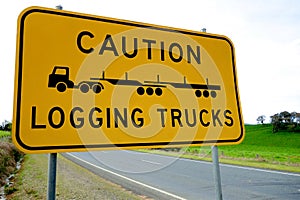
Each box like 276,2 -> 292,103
0,120 -> 12,131
256,115 -> 266,124
270,111 -> 300,133
279,111 -> 291,123
270,113 -> 281,133
270,113 -> 279,124
290,112 -> 298,122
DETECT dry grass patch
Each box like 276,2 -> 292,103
10,154 -> 145,200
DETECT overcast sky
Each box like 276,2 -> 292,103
1,0 -> 300,124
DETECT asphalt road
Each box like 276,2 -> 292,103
63,151 -> 300,200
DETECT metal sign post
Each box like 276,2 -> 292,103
201,27 -> 223,200
212,146 -> 223,200
46,6 -> 62,200
47,153 -> 57,200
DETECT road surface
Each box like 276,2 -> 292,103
63,151 -> 300,200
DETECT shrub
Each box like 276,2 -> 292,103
0,141 -> 24,186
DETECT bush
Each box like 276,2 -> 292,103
0,141 -> 24,186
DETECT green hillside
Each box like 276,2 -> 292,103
218,124 -> 300,163
184,124 -> 300,171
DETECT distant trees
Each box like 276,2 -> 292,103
0,120 -> 12,131
270,111 -> 300,133
256,115 -> 266,124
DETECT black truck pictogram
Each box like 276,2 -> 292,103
48,66 -> 221,98
48,66 -> 104,93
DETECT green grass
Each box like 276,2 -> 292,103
219,125 -> 300,163
141,124 -> 300,172
0,131 -> 11,139
185,124 -> 300,170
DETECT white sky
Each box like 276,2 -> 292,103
1,0 -> 300,124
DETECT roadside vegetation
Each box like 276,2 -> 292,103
0,131 -> 24,199
144,124 -> 300,172
0,131 -> 23,186
8,154 -> 144,200
0,131 -> 11,138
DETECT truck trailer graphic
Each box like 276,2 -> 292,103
48,66 -> 221,98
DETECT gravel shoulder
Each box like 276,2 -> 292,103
8,154 -> 146,200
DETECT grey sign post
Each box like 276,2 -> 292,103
212,145 -> 223,200
46,6 -> 62,200
201,27 -> 223,200
47,153 -> 57,200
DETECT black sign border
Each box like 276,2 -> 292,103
15,7 -> 244,152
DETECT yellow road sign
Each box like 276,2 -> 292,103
13,6 -> 244,153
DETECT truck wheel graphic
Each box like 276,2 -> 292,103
195,90 -> 201,97
80,83 -> 89,93
155,88 -> 163,96
92,84 -> 102,94
137,87 -> 145,95
203,90 -> 209,98
146,87 -> 154,95
56,82 -> 67,92
211,91 -> 217,98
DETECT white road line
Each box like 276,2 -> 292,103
141,159 -> 162,165
140,151 -> 300,177
177,155 -> 300,177
66,153 -> 186,200
220,163 -> 300,177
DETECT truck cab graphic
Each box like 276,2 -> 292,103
48,66 -> 104,93
48,66 -> 221,98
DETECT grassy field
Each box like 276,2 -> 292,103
142,124 -> 300,172
219,124 -> 300,162
182,124 -> 300,171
